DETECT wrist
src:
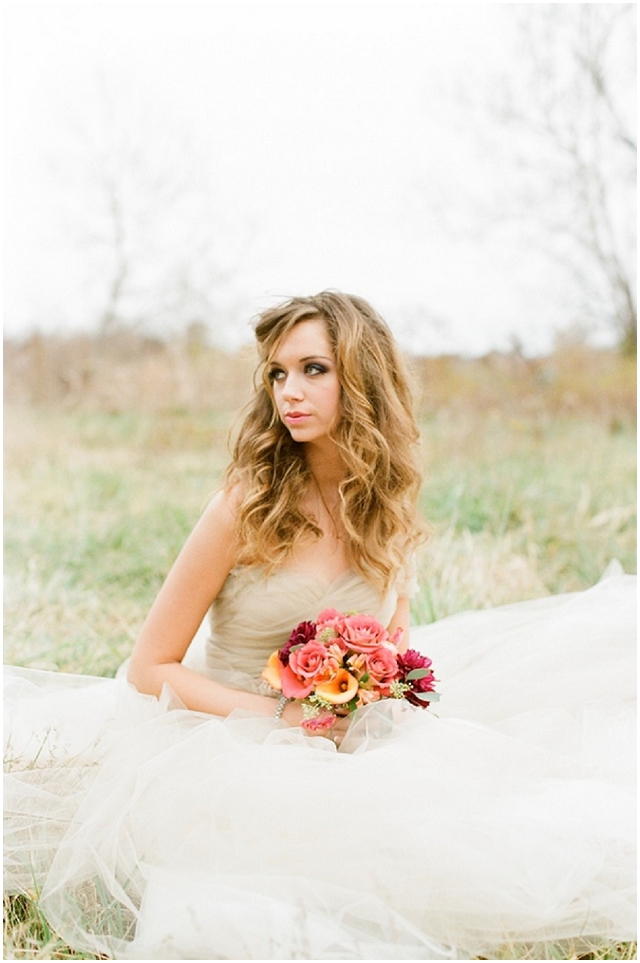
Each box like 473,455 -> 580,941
281,701 -> 302,726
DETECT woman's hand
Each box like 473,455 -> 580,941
330,714 -> 351,747
281,701 -> 351,747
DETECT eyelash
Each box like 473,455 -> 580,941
268,363 -> 327,383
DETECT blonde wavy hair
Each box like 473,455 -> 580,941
225,291 -> 426,592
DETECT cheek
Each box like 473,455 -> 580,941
267,388 -> 286,425
327,381 -> 342,418
270,384 -> 285,410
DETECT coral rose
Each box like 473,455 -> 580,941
365,646 -> 401,687
335,614 -> 389,653
289,640 -> 336,680
315,668 -> 359,705
281,641 -> 338,699
315,609 -> 343,627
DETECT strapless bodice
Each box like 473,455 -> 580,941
202,564 -> 398,692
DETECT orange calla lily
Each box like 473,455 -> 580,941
261,651 -> 283,691
315,668 -> 359,705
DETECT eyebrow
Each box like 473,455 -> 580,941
269,355 -> 333,365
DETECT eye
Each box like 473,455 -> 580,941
267,367 -> 286,383
305,363 -> 327,376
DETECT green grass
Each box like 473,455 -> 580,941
3,894 -> 107,960
4,407 -> 231,675
4,407 -> 635,676
415,410 -> 636,622
3,404 -> 637,960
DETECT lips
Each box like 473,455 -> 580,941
284,411 -> 311,425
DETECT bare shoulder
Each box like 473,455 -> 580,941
202,486 -> 241,528
147,485 -> 243,611
129,484 -> 244,679
192,486 -> 242,560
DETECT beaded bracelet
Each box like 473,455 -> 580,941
274,695 -> 289,719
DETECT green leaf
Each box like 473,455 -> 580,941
415,691 -> 440,702
407,668 -> 432,681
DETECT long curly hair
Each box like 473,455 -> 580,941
224,291 -> 426,592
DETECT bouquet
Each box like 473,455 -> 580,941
262,608 -> 439,734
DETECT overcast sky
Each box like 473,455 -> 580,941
4,2 -> 635,355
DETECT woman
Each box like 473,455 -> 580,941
126,291 -> 424,736
4,292 -> 636,961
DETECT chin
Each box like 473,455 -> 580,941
288,427 -> 327,446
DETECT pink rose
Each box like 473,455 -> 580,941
364,646 -> 401,688
336,614 -> 390,653
289,640 -> 333,681
315,609 -> 343,628
280,641 -> 339,699
315,610 -> 345,644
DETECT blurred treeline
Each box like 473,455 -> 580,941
4,327 -> 636,423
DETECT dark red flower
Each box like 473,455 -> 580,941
398,649 -> 436,708
279,620 -> 317,665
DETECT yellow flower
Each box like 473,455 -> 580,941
261,651 -> 283,691
315,668 -> 359,705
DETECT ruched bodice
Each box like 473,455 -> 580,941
202,565 -> 398,691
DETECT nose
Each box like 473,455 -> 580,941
280,371 -> 304,401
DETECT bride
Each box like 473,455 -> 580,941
4,292 -> 636,960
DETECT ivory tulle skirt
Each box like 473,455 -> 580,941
4,570 -> 636,959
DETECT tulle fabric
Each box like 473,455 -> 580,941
4,570 -> 636,960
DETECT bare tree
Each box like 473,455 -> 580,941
98,171 -> 129,334
56,77 -> 254,344
484,4 -> 636,352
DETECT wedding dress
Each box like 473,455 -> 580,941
4,563 -> 636,960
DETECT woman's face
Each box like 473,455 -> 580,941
267,319 -> 342,446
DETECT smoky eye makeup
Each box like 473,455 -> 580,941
267,358 -> 331,382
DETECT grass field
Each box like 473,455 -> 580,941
3,401 -> 637,960
4,405 -> 636,675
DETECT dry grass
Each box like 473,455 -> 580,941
4,330 -> 637,422
4,405 -> 635,675
415,409 -> 636,621
482,938 -> 637,960
4,887 -> 636,961
3,894 -> 107,960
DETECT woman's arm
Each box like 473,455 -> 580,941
127,489 -> 282,718
387,596 -> 411,653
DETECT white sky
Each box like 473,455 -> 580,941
3,1 -> 634,355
